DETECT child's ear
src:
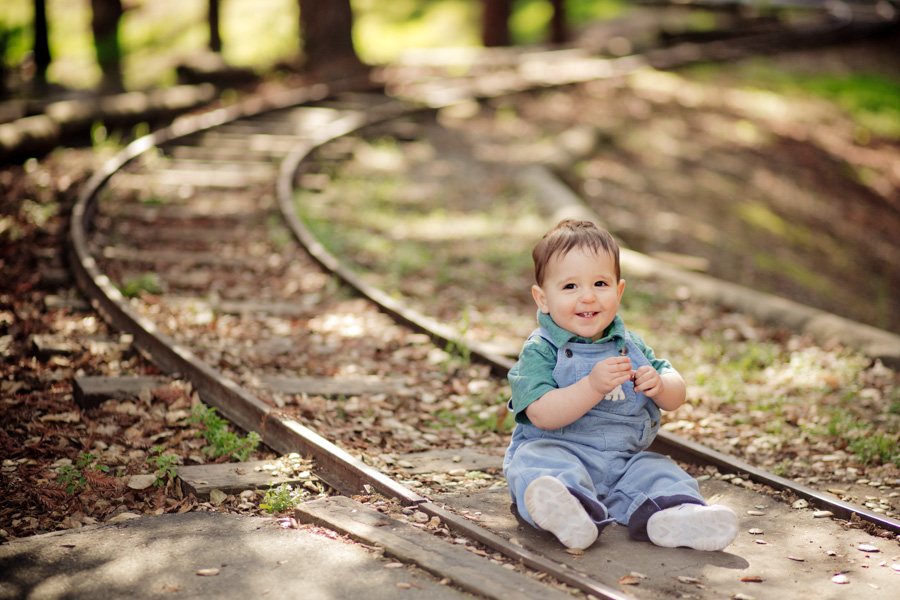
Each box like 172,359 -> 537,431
617,278 -> 626,302
532,285 -> 550,313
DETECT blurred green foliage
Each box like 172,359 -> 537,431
690,60 -> 900,139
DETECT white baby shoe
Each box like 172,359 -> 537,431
524,476 -> 598,550
647,503 -> 738,551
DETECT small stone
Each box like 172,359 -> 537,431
791,499 -> 809,509
832,573 -> 850,584
196,568 -> 220,576
748,528 -> 764,535
858,544 -> 880,553
126,474 -> 156,490
746,510 -> 766,516
813,511 -> 834,518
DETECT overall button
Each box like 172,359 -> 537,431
619,346 -> 629,356
565,349 -> 573,358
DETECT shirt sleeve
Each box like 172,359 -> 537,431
507,335 -> 558,425
628,330 -> 677,376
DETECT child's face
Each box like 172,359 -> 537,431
532,246 -> 625,342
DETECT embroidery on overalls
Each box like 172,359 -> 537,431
604,383 -> 626,402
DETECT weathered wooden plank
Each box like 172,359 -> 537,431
395,448 -> 503,475
73,375 -> 168,409
295,496 -> 571,600
44,294 -> 91,311
30,334 -> 82,358
178,458 -> 318,499
167,297 -> 313,317
263,376 -> 406,396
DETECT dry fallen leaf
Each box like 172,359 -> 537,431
618,572 -> 647,586
741,576 -> 763,583
209,489 -> 227,506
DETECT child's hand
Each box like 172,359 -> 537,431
588,356 -> 633,397
633,365 -> 663,397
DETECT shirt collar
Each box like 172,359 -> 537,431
536,311 -> 627,347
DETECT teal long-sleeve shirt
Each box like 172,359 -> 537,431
507,311 -> 678,425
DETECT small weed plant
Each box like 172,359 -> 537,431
58,452 -> 109,494
149,445 -> 180,486
122,272 -> 162,298
260,483 -> 303,514
189,403 -> 262,462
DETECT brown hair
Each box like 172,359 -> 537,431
532,219 -> 620,286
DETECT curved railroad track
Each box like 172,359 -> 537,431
69,4 -> 900,598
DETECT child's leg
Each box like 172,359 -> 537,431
603,452 -> 737,550
505,440 -> 613,549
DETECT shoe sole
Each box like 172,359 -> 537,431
647,504 -> 738,551
523,476 -> 598,550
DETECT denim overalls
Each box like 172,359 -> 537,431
503,327 -> 705,541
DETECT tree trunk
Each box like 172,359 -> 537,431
481,0 -> 511,47
548,0 -> 567,44
208,0 -> 221,53
90,0 -> 124,93
298,0 -> 365,79
33,0 -> 51,90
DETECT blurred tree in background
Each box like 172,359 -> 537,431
299,0 -> 365,77
90,0 -> 124,93
0,0 -> 599,97
32,0 -> 50,91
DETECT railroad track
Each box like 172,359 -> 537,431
69,4 -> 900,599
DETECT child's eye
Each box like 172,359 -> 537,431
594,281 -> 608,287
563,283 -> 576,290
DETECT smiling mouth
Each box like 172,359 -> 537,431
577,312 -> 598,318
